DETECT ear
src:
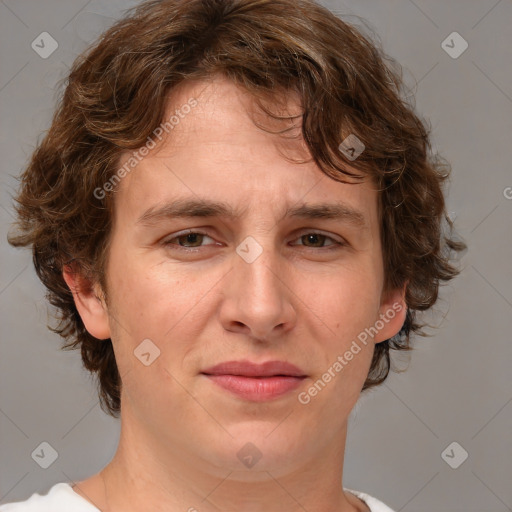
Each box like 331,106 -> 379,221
373,280 -> 408,344
62,264 -> 111,340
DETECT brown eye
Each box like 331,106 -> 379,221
301,233 -> 328,247
292,232 -> 344,249
175,233 -> 205,247
163,231 -> 215,249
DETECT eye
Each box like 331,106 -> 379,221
291,232 -> 345,249
162,231 -> 215,249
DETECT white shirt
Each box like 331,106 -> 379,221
0,482 -> 395,512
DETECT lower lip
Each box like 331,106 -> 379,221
203,374 -> 305,401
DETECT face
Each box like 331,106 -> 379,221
68,75 -> 406,478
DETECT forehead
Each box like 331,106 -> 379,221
157,75 -> 305,156
114,75 -> 378,230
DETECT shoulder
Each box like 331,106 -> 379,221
0,483 -> 100,512
344,487 -> 396,512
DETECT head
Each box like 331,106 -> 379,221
9,0 -> 465,460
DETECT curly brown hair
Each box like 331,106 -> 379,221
8,0 -> 466,418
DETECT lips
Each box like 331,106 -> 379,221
201,360 -> 307,378
201,360 -> 307,402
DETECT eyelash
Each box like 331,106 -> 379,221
161,230 -> 346,251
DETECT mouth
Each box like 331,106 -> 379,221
200,360 -> 307,402
201,359 -> 307,378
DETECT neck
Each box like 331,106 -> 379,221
93,410 -> 368,512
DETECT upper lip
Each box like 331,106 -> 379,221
201,360 -> 307,378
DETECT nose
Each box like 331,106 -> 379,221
218,237 -> 297,343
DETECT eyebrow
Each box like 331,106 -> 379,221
136,198 -> 368,229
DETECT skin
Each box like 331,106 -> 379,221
64,74 -> 407,512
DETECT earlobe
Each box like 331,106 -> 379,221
62,264 -> 111,340
373,281 -> 408,344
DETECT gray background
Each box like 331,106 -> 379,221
0,0 -> 511,510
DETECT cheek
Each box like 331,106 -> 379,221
304,265 -> 382,337
104,256 -> 198,414
107,255 -> 196,333
299,266 -> 380,392
105,252 -> 220,381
